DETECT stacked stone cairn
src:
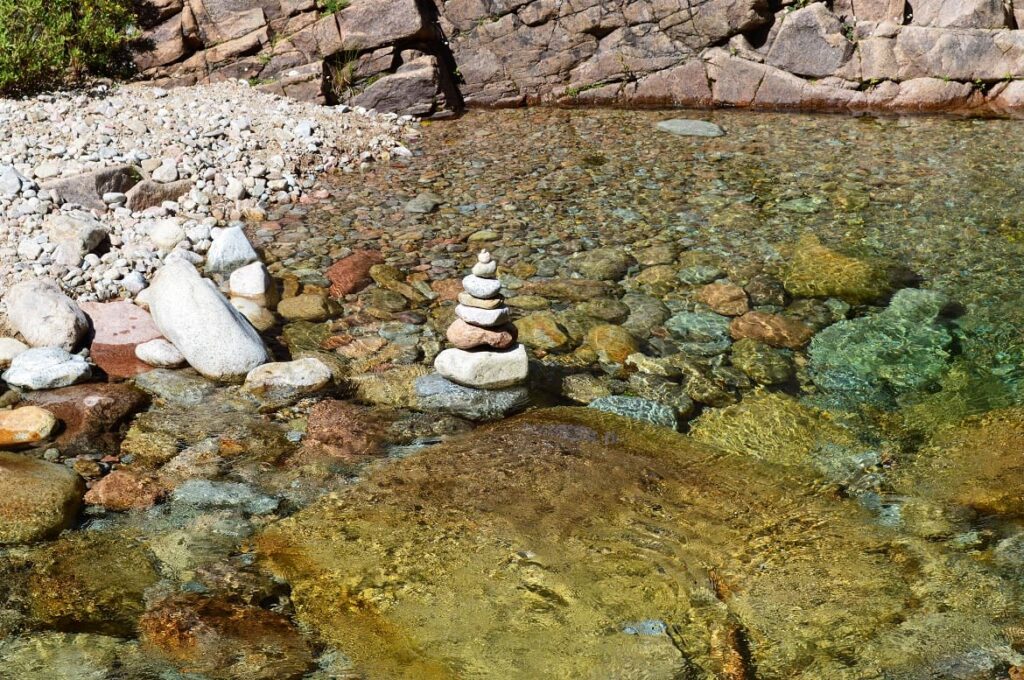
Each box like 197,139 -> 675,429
416,251 -> 530,421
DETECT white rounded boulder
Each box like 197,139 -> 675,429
147,260 -> 269,380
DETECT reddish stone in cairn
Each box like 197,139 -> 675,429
84,470 -> 165,511
23,383 -> 149,455
446,318 -> 517,350
80,301 -> 162,378
729,311 -> 815,349
698,282 -> 749,317
325,250 -> 384,298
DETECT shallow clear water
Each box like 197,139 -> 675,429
3,109 -> 1024,679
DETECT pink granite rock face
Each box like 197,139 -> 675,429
80,301 -> 164,379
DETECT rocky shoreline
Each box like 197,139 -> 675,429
131,0 -> 1024,118
0,81 -> 417,308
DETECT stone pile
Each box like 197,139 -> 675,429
434,251 -> 528,390
0,81 -> 417,304
416,251 -> 530,421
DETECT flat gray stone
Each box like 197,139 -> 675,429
655,119 -> 725,138
415,373 -> 530,421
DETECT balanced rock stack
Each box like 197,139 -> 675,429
416,251 -> 530,421
434,251 -> 529,389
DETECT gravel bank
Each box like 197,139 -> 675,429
0,81 -> 418,313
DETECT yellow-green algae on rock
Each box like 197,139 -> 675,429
893,406 -> 1024,519
783,233 -> 898,304
257,407 -> 933,679
689,389 -> 863,469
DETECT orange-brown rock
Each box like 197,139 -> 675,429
446,318 -> 517,350
585,324 -> 640,364
698,282 -> 749,316
325,250 -> 384,298
730,311 -> 814,349
0,406 -> 58,448
84,470 -> 165,511
23,383 -> 149,456
289,400 -> 387,464
139,594 -> 314,680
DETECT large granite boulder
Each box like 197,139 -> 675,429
765,3 -> 854,78
147,260 -> 268,380
910,0 -> 1008,28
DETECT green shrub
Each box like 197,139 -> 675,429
0,0 -> 136,96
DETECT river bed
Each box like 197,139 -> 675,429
2,108 -> 1023,679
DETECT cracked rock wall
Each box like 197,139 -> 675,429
133,0 -> 1024,115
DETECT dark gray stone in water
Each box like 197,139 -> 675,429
588,396 -> 678,430
655,119 -> 725,137
415,373 -> 530,422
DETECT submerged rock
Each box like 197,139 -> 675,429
415,372 -> 530,421
690,390 -> 873,479
655,119 -> 725,137
809,288 -> 954,409
894,407 -> 1024,519
257,408 -> 946,679
0,453 -> 83,544
139,594 -> 314,680
783,234 -> 903,304
26,531 -> 159,635
589,395 -> 678,428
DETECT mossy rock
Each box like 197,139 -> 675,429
783,234 -> 904,304
26,531 -> 160,636
809,288 -> 954,410
893,407 -> 1024,519
689,390 -> 868,475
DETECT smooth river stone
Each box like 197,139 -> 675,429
0,406 -> 59,448
458,292 -> 503,310
447,319 -> 517,350
415,373 -> 530,422
0,452 -> 84,544
146,260 -> 268,381
455,304 -> 509,327
472,260 -> 497,278
462,275 -> 501,299
135,338 -> 186,368
2,348 -> 92,391
434,344 -> 529,389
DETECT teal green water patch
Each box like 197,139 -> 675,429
809,288 -> 955,411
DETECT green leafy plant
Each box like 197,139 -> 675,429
0,0 -> 136,95
319,0 -> 351,15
